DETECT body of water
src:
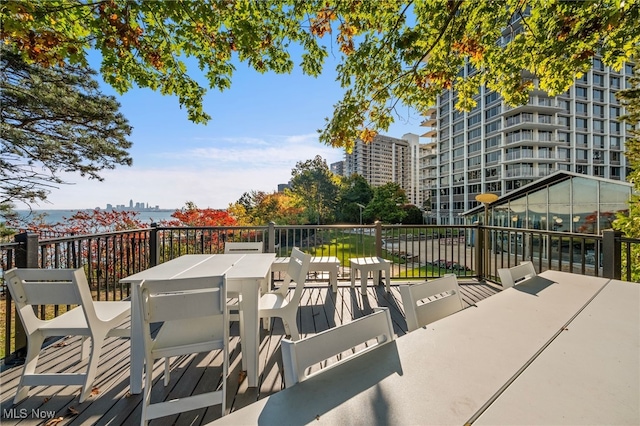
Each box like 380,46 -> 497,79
12,209 -> 178,225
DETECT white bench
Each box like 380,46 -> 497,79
272,256 -> 340,292
350,257 -> 391,295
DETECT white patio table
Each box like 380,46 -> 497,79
121,253 -> 275,393
213,270 -> 616,425
474,277 -> 640,425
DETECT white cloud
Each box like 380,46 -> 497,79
42,133 -> 345,210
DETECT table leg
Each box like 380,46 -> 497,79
385,265 -> 391,292
130,282 -> 143,394
239,280 -> 260,387
330,267 -> 338,292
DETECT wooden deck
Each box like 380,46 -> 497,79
0,280 -> 500,426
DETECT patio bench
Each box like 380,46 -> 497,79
350,256 -> 391,295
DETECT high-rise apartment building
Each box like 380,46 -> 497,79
345,133 -> 423,205
330,160 -> 345,176
421,58 -> 634,225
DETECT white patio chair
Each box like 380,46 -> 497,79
224,241 -> 265,322
223,241 -> 264,254
400,274 -> 464,332
137,275 -> 228,425
281,307 -> 395,387
259,247 -> 311,341
497,261 -> 537,289
4,268 -> 130,403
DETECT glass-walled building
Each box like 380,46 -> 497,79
463,171 -> 632,234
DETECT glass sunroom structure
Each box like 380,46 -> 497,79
463,171 -> 633,234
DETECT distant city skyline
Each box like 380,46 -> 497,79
105,200 -> 163,211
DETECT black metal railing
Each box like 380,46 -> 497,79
1,223 -> 638,360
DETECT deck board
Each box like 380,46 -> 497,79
0,280 -> 499,425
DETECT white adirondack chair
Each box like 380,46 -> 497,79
400,274 -> 464,332
4,268 -> 130,403
281,307 -> 395,387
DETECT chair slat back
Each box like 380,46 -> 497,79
281,307 -> 394,387
400,274 -> 464,332
140,276 -> 225,324
5,268 -> 84,307
224,242 -> 263,254
283,247 -> 312,301
497,261 -> 537,289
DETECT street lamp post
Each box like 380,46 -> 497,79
475,193 -> 499,281
355,203 -> 365,250
356,203 -> 365,226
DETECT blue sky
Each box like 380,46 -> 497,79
44,49 -> 422,210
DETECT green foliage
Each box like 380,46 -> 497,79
613,53 -> 640,281
335,174 -> 373,223
290,155 -> 340,224
4,1 -> 638,149
366,182 -> 409,224
229,190 -> 305,225
401,205 -> 424,225
0,46 -> 132,204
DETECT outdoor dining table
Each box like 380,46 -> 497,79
120,252 -> 275,393
213,270 -> 638,425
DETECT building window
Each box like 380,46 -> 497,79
486,182 -> 501,192
611,167 -> 621,179
626,63 -> 634,74
558,132 -> 571,143
576,118 -> 588,131
467,113 -> 481,127
593,73 -> 604,86
593,120 -> 604,133
467,127 -> 482,140
485,104 -> 501,119
593,104 -> 604,117
576,165 -> 589,174
468,155 -> 481,167
485,91 -> 499,105
593,88 -> 604,102
576,86 -> 588,98
486,151 -> 501,163
576,102 -> 587,115
593,58 -> 604,70
468,141 -> 481,154
610,136 -> 621,149
468,170 -> 481,180
593,135 -> 605,148
610,121 -> 621,134
610,106 -> 620,118
610,76 -> 621,89
594,166 -> 605,177
486,135 -> 501,148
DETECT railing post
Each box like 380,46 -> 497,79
268,222 -> 276,253
475,223 -> 485,281
375,221 -> 383,257
15,232 -> 39,268
602,229 -> 622,280
13,232 -> 39,358
149,223 -> 159,267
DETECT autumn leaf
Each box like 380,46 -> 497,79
238,370 -> 247,383
44,417 -> 64,426
68,406 -> 80,415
